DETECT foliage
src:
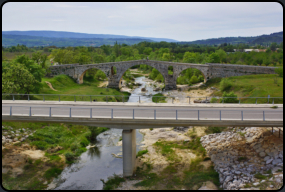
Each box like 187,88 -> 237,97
205,127 -> 226,134
44,167 -> 63,180
152,93 -> 167,103
210,97 -> 218,103
137,150 -> 148,157
219,78 -> 232,91
221,91 -> 239,103
101,174 -> 126,190
275,67 -> 283,77
254,173 -> 267,180
2,62 -> 36,94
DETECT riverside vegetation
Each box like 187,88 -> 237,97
2,122 -> 108,190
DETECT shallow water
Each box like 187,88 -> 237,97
50,76 -> 160,190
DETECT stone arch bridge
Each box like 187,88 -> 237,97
48,60 -> 277,90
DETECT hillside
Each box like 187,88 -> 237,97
2,34 -> 155,47
2,30 -> 178,43
179,31 -> 283,46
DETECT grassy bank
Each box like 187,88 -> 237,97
2,121 -> 108,190
5,74 -> 130,102
205,74 -> 283,104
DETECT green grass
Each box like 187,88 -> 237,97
152,93 -> 167,103
254,173 -> 267,180
154,138 -> 206,162
101,174 -> 126,190
136,149 -> 148,157
44,167 -> 63,180
5,74 -> 130,102
205,127 -> 227,134
205,75 -> 283,104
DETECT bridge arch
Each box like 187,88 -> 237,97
109,62 -> 169,89
77,66 -> 110,84
173,65 -> 209,84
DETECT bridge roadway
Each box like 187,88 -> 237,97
2,101 -> 283,128
2,101 -> 283,177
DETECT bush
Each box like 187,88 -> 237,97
152,93 -> 167,103
70,142 -> 80,152
44,167 -> 63,180
65,152 -> 76,162
210,97 -> 218,103
198,75 -> 204,82
275,67 -> 283,77
205,127 -> 226,134
220,78 -> 232,91
221,91 -> 239,103
190,75 -> 199,84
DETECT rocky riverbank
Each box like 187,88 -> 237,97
200,127 -> 283,190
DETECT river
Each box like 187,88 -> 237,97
48,76 -> 161,190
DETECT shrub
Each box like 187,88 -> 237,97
70,142 -> 80,152
44,167 -> 63,180
220,78 -> 232,91
210,97 -> 218,103
198,75 -> 204,82
205,127 -> 226,134
190,75 -> 199,84
65,152 -> 76,162
221,91 -> 239,103
275,67 -> 283,77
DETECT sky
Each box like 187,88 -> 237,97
2,2 -> 283,41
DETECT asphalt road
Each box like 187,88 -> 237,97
2,103 -> 283,121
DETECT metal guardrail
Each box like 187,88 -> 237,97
2,105 -> 283,121
2,94 -> 283,104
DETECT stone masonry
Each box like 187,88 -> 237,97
47,60 -> 277,90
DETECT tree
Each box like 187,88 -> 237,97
162,53 -> 170,61
183,52 -> 196,63
209,53 -> 220,63
270,42 -> 277,51
215,49 -> 227,63
189,75 -> 199,84
14,55 -> 45,93
143,47 -> 152,55
2,62 -> 36,94
95,70 -> 106,80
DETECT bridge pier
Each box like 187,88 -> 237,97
122,129 -> 136,177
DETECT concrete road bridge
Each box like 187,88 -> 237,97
47,60 -> 277,90
2,101 -> 283,176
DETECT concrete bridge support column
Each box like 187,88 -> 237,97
122,129 -> 136,177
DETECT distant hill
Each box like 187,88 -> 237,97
179,31 -> 283,45
2,34 -> 155,47
2,30 -> 178,43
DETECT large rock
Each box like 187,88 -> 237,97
264,156 -> 271,161
266,158 -> 273,164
